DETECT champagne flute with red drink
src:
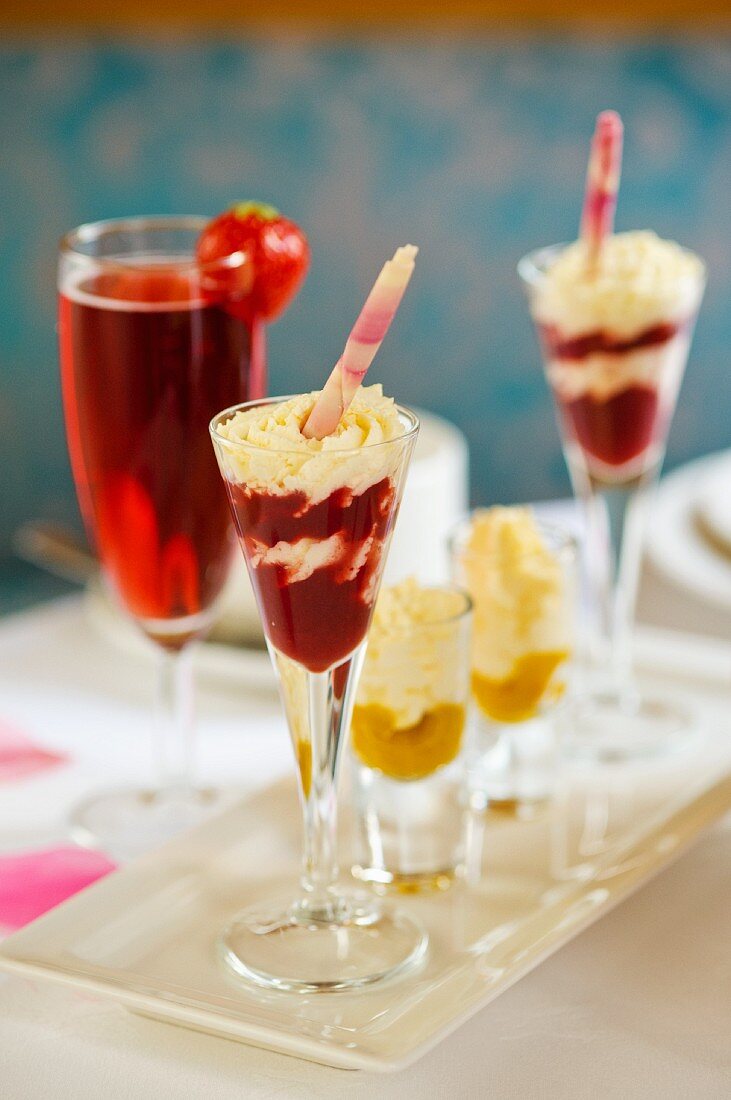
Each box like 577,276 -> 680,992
58,209 -> 308,854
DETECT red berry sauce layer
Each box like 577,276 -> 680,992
539,318 -> 689,471
560,386 -> 662,468
228,477 -> 397,672
538,319 -> 681,361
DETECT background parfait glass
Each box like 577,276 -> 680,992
451,515 -> 576,810
58,216 -> 265,855
519,245 -> 705,761
210,397 -> 426,993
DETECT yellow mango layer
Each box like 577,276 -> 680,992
295,739 -> 312,799
472,650 -> 568,723
351,703 -> 465,781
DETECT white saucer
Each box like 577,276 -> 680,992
646,451 -> 731,613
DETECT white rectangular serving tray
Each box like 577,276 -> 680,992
1,628 -> 730,1072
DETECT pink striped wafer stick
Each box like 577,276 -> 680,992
303,245 -> 418,439
580,111 -> 624,273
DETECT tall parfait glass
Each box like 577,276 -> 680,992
59,216 -> 265,853
210,395 -> 426,992
518,240 -> 705,760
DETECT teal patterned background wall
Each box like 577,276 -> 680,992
1,36 -> 730,558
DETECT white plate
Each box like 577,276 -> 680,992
1,631 -> 729,1072
695,451 -> 731,555
83,581 -> 274,693
647,451 -> 731,613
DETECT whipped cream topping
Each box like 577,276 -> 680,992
459,507 -> 573,680
214,384 -> 407,502
533,231 -> 704,339
357,577 -> 470,728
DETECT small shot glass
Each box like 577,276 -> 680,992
451,508 -> 577,812
350,580 -> 473,892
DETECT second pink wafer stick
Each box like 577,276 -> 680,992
580,111 -> 624,272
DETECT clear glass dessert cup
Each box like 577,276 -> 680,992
451,516 -> 577,810
210,397 -> 426,992
58,216 -> 262,858
518,244 -> 706,761
350,584 -> 473,892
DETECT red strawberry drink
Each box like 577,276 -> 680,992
528,231 -> 705,484
59,254 -> 257,626
57,211 -> 309,853
212,387 -> 415,673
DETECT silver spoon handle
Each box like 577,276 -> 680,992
13,521 -> 97,585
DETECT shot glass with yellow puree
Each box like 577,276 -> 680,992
451,507 -> 576,810
350,578 -> 473,891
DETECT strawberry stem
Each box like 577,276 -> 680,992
233,201 -> 280,221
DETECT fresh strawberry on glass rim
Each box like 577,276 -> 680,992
196,201 -> 310,323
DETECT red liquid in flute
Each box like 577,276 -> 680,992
59,268 -> 264,622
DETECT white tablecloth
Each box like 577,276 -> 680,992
1,596 -> 730,1099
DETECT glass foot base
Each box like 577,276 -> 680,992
219,894 -> 428,993
70,786 -> 223,860
352,863 -> 458,894
563,691 -> 698,762
469,793 -> 550,820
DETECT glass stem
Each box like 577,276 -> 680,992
578,472 -> 656,700
273,644 -> 366,921
493,725 -> 519,797
154,644 -> 196,795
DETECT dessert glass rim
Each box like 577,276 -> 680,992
59,214 -> 249,277
448,510 -> 578,565
517,239 -> 707,289
209,395 -> 420,457
371,583 -> 473,635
